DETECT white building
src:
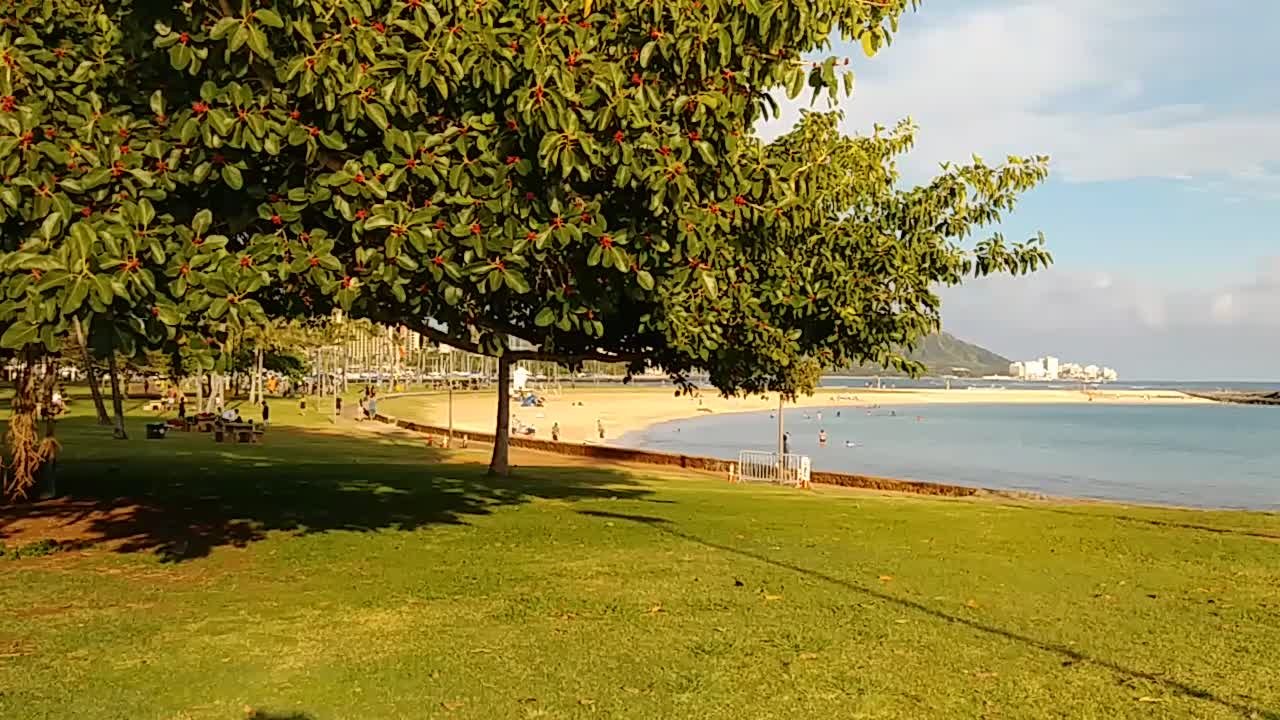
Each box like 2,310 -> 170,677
1012,357 -> 1116,382
1044,356 -> 1060,380
1024,359 -> 1047,379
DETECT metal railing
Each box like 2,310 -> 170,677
732,451 -> 811,488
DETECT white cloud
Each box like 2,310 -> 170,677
938,259 -> 1280,378
758,0 -> 1280,187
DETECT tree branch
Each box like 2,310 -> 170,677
404,317 -> 645,366
403,320 -> 483,355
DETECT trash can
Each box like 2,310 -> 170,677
145,423 -> 168,440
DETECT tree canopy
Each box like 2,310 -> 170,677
2,0 -> 1050,493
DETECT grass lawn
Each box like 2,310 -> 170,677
1,399 -> 1278,719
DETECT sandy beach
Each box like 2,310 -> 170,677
380,385 -> 1208,445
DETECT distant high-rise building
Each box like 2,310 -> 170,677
1024,359 -> 1047,379
1044,356 -> 1060,380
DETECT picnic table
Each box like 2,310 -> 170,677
193,415 -> 217,433
215,421 -> 263,444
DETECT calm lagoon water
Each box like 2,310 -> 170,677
619,403 -> 1280,510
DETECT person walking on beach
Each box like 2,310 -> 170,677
782,432 -> 791,455
551,422 -> 560,442
597,418 -> 605,440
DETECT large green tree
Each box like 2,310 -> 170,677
2,0 -> 1050,496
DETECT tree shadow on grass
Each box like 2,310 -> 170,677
0,416 -> 650,563
578,510 -> 1279,720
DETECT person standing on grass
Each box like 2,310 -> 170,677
368,392 -> 378,418
178,394 -> 186,420
335,395 -> 343,418
261,400 -> 270,428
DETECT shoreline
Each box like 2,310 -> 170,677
380,386 -> 1209,446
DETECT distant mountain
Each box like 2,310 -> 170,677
842,332 -> 1011,378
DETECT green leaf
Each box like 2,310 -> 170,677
699,271 -> 718,298
534,307 -> 556,327
149,90 -> 165,116
365,103 -> 389,130
208,297 -> 230,319
221,165 -> 244,189
319,132 -> 346,150
210,17 -> 239,40
40,212 -> 65,240
156,304 -> 180,326
92,275 -> 113,304
637,270 -> 654,291
504,270 -> 530,294
0,321 -> 38,349
245,26 -> 270,57
861,31 -> 877,58
640,41 -> 656,68
255,9 -> 284,28
81,168 -> 112,190
192,208 -> 213,235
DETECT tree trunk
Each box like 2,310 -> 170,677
72,317 -> 111,426
488,353 -> 511,476
105,348 -> 128,440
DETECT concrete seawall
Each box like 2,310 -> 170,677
372,411 -> 982,499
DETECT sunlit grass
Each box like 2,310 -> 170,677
1,402 -> 1277,719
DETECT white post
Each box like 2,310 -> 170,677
776,392 -> 785,483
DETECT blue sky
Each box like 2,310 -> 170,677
759,0 -> 1280,380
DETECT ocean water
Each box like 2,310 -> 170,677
619,403 -> 1280,510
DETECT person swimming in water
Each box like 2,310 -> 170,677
818,429 -> 827,447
